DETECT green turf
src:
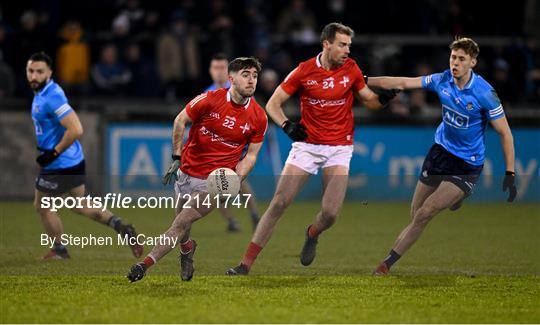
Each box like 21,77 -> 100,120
1,201 -> 539,323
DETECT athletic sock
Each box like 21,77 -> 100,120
307,224 -> 321,238
142,255 -> 155,268
383,249 -> 402,268
107,215 -> 123,233
180,239 -> 193,255
250,212 -> 259,222
241,242 -> 262,268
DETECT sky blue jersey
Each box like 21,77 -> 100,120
422,69 -> 504,166
32,80 -> 84,170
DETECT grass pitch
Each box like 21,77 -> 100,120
1,201 -> 539,323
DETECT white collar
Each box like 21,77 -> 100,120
226,91 -> 251,109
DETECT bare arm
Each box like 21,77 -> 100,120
172,108 -> 192,157
235,142 -> 263,181
368,76 -> 423,90
265,86 -> 292,126
56,112 -> 84,153
357,85 -> 383,110
490,116 -> 515,173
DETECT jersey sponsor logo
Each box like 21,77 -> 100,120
199,126 -> 241,148
306,80 -> 318,86
306,97 -> 347,107
442,105 -> 469,129
210,112 -> 220,119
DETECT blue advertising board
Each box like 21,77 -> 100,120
106,124 -> 539,201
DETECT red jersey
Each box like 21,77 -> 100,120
280,54 -> 366,145
180,88 -> 268,178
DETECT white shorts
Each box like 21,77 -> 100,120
174,170 -> 208,197
285,142 -> 354,175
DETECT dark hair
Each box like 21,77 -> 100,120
320,22 -> 354,46
29,51 -> 53,68
211,53 -> 229,62
228,57 -> 262,74
450,37 -> 480,59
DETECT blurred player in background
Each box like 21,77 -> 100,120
366,37 -> 517,275
128,57 -> 267,282
227,23 -> 399,275
27,52 -> 142,259
202,53 -> 260,232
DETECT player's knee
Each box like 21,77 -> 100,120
413,205 -> 437,226
34,197 -> 51,215
172,215 -> 193,232
270,193 -> 293,214
409,206 -> 417,219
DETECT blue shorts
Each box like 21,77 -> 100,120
419,144 -> 483,196
35,160 -> 86,195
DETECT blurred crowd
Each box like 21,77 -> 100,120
1,0 -> 539,110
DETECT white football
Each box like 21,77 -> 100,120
206,167 -> 241,197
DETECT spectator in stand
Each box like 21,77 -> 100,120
91,44 -> 131,96
156,10 -> 200,100
125,42 -> 160,97
56,21 -> 90,94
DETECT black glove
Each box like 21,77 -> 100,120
36,149 -> 59,167
162,155 -> 181,185
282,120 -> 308,142
373,87 -> 400,106
503,171 -> 517,202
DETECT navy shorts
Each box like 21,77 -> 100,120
419,144 -> 483,196
35,160 -> 86,195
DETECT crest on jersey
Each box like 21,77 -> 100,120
466,102 -> 473,110
339,76 -> 349,88
240,123 -> 250,134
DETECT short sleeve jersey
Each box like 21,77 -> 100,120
31,80 -> 84,170
181,88 -> 268,178
280,54 -> 366,145
422,69 -> 504,165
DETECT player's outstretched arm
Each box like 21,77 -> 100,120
235,142 -> 263,181
490,116 -> 517,202
357,85 -> 399,110
368,76 -> 423,91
